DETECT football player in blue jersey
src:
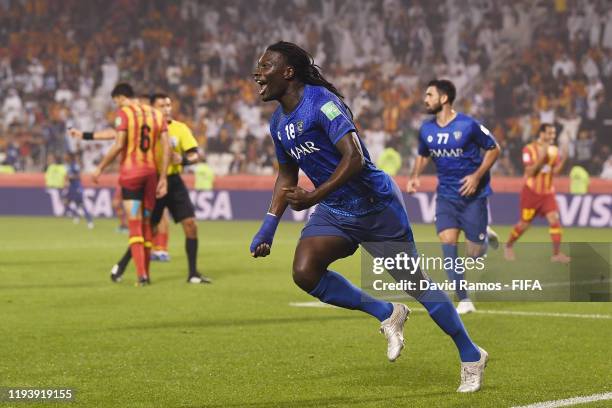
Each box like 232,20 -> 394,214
250,42 -> 488,392
407,79 -> 501,315
63,152 -> 94,229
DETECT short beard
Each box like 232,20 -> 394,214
426,103 -> 442,115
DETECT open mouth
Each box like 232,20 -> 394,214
256,79 -> 268,96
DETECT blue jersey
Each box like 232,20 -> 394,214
269,84 -> 393,217
67,162 -> 83,191
418,113 -> 497,199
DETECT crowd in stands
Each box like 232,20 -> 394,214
474,0 -> 612,179
1,0 -> 611,180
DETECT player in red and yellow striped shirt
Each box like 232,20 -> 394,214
91,83 -> 170,285
504,123 -> 570,263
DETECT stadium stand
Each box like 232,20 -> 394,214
0,0 -> 611,180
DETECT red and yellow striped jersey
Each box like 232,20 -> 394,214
522,142 -> 560,194
114,103 -> 167,176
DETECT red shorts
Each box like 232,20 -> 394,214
519,186 -> 558,222
119,170 -> 158,211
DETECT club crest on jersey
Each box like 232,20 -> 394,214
427,135 -> 433,143
170,136 -> 178,148
453,131 -> 462,140
296,121 -> 304,135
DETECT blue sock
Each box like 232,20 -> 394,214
309,270 -> 393,322
442,243 -> 468,301
418,288 -> 481,362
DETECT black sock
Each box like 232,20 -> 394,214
117,247 -> 132,271
186,238 -> 198,276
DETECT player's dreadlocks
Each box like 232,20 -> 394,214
266,41 -> 347,104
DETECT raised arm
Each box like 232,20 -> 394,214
69,127 -> 118,141
92,131 -> 126,183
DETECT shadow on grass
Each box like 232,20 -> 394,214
111,314 -> 369,332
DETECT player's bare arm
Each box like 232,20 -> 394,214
407,155 -> 430,193
156,130 -> 171,198
92,130 -> 127,183
459,143 -> 501,196
252,161 -> 299,258
284,132 -> 363,211
270,161 -> 299,216
68,127 -> 118,141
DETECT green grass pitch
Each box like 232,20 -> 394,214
0,217 -> 610,408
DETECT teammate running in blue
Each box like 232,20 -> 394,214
63,152 -> 94,229
250,42 -> 488,392
407,79 -> 501,315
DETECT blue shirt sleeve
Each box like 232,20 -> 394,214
417,126 -> 430,157
315,99 -> 356,145
269,119 -> 292,164
472,120 -> 497,150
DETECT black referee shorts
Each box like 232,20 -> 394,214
151,174 -> 195,225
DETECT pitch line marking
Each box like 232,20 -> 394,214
288,302 -> 612,319
510,391 -> 612,408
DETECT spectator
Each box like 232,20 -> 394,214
569,165 -> 590,194
600,155 -> 612,179
194,156 -> 215,191
44,154 -> 66,190
376,139 -> 402,176
552,52 -> 576,79
574,129 -> 595,172
362,117 -> 388,164
2,89 -> 22,128
0,0 -> 609,177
